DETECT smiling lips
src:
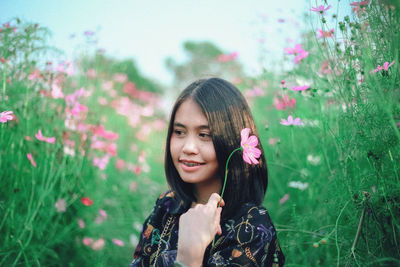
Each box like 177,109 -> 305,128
179,159 -> 205,172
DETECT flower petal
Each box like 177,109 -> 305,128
246,135 -> 259,147
240,128 -> 250,144
242,152 -> 252,165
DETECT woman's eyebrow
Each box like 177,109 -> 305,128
173,122 -> 209,129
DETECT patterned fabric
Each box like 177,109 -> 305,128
130,191 -> 285,266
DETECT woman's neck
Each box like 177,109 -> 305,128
192,177 -> 222,206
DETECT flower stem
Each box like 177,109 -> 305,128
219,147 -> 243,207
212,147 -> 242,247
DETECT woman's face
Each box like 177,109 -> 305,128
170,99 -> 220,191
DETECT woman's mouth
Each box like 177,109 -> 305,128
182,162 -> 201,167
179,160 -> 204,172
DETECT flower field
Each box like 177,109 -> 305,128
1,1 -> 399,266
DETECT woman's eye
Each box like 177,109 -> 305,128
173,129 -> 184,135
199,132 -> 211,139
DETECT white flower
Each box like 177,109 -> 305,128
307,154 -> 321,165
288,181 -> 309,191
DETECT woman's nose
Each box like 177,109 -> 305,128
182,136 -> 199,154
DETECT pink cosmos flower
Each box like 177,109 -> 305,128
112,239 -> 125,247
279,194 -> 290,205
280,115 -> 303,126
115,159 -> 126,170
68,103 -> 88,117
95,209 -> 108,224
99,209 -> 107,218
114,73 -> 128,83
28,70 -> 41,81
91,125 -> 119,140
317,29 -> 334,38
274,95 -> 296,110
55,198 -> 66,212
350,0 -> 369,6
240,128 -> 262,165
92,155 -> 111,170
291,85 -> 310,91
294,50 -> 309,64
310,5 -> 331,15
81,197 -> 94,206
51,82 -> 64,99
92,238 -> 105,250
83,237 -> 94,246
217,51 -> 238,62
27,153 -> 37,167
370,60 -> 395,73
35,130 -> 56,144
284,44 -> 309,64
284,44 -> 303,55
78,219 -> 85,229
0,111 -> 14,123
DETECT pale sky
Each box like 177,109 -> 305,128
1,0 -> 310,85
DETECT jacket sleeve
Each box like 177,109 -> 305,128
206,207 -> 285,267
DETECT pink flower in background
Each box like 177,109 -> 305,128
317,29 -> 334,38
382,61 -> 395,70
370,60 -> 395,73
112,239 -> 125,247
27,153 -> 37,167
68,103 -> 88,117
55,198 -> 66,212
0,111 -> 14,123
92,238 -> 105,250
291,85 -> 310,91
92,155 -> 111,170
310,5 -> 331,15
217,51 -> 238,62
320,61 -> 333,74
95,209 -> 108,224
35,130 -> 56,144
81,197 -> 94,206
115,159 -> 125,170
284,44 -> 309,64
350,0 -> 370,6
83,237 -> 94,246
114,73 -> 128,83
245,86 -> 265,99
274,95 -> 296,110
51,82 -> 64,99
99,209 -> 107,218
92,125 -> 119,140
279,194 -> 290,205
240,128 -> 262,165
294,50 -> 309,64
284,44 -> 303,55
87,69 -> 97,78
28,69 -> 41,80
280,115 -> 303,126
78,219 -> 85,229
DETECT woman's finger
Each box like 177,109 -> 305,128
206,193 -> 221,208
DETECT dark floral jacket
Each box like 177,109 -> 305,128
130,191 -> 285,266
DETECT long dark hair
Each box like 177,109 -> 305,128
165,77 -> 268,220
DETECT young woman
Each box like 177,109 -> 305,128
130,78 -> 285,266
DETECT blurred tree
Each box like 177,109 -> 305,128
165,41 -> 245,93
79,51 -> 162,94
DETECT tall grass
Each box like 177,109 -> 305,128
249,0 -> 399,265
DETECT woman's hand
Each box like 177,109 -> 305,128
176,193 -> 225,267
